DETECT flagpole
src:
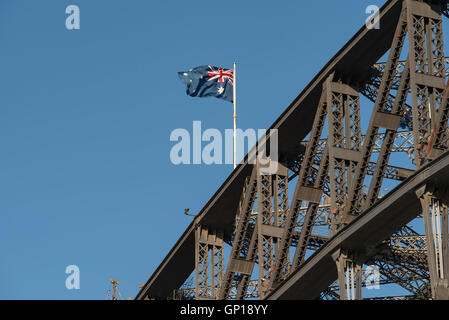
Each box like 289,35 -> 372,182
233,62 -> 237,169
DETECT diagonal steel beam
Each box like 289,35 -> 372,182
219,168 -> 257,299
348,9 -> 408,217
270,91 -> 329,287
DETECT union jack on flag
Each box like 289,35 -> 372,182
206,66 -> 234,86
178,65 -> 234,103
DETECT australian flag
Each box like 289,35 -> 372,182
178,65 -> 234,103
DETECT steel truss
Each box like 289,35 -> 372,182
194,226 -> 224,299
185,0 -> 449,301
416,184 -> 449,299
321,0 -> 449,300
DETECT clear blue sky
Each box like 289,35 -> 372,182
0,0 -> 444,299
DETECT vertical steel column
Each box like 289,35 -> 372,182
194,226 -> 224,300
416,185 -> 449,300
332,250 -> 363,300
406,0 -> 446,168
326,76 -> 362,228
256,159 -> 288,299
332,250 -> 362,300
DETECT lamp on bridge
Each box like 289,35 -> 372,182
184,208 -> 197,217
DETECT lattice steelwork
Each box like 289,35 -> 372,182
289,133 -> 415,182
220,169 -> 258,300
153,0 -> 449,302
407,0 -> 447,167
271,94 -> 330,287
349,8 -> 409,217
256,160 -> 289,299
194,226 -> 224,299
417,185 -> 449,299
176,280 -> 259,300
326,77 -> 362,226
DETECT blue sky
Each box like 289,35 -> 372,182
0,0 -> 444,299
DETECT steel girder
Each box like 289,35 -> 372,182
210,0 -> 449,301
219,169 -> 258,300
322,268 -> 420,300
366,225 -> 431,299
330,1 -> 448,299
315,224 -> 430,300
256,161 -> 289,298
270,93 -> 330,287
194,226 -> 224,299
333,250 -> 363,300
325,76 -> 363,227
432,77 -> 449,150
288,131 -> 415,182
406,0 -> 448,166
305,131 -> 416,154
313,1 -> 448,300
271,78 -> 365,288
388,226 -> 427,261
175,280 -> 259,300
416,184 -> 449,299
197,0 -> 449,301
181,261 -> 415,300
219,161 -> 290,300
372,57 -> 449,90
348,8 -> 409,218
138,0 -> 449,301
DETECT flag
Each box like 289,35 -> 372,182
178,65 -> 234,103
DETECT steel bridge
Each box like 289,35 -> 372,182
136,0 -> 449,300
